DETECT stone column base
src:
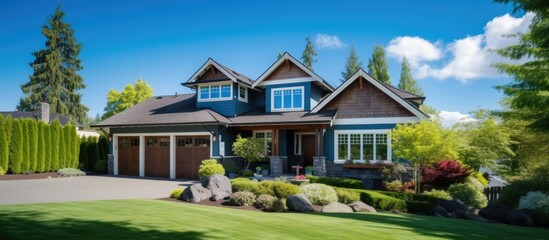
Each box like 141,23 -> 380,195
313,156 -> 326,177
269,156 -> 283,176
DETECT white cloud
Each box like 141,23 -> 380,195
438,110 -> 476,128
386,36 -> 443,67
315,34 -> 346,49
387,13 -> 534,83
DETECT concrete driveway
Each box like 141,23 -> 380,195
0,176 -> 197,205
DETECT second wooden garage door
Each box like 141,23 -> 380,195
176,136 -> 210,179
145,136 -> 170,178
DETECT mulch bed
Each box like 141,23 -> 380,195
0,172 -> 60,180
160,197 -> 324,212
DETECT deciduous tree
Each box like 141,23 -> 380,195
102,78 -> 153,119
232,135 -> 266,170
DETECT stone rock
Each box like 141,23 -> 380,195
466,213 -> 487,222
433,205 -> 451,218
205,174 -> 232,201
322,202 -> 353,213
452,210 -> 467,219
179,183 -> 212,203
348,201 -> 377,213
505,210 -> 533,227
479,202 -> 513,223
286,194 -> 314,212
437,199 -> 467,214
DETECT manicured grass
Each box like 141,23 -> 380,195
0,199 -> 546,240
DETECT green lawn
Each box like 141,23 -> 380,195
0,199 -> 546,240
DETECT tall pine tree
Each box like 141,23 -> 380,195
0,115 -> 8,174
301,37 -> 317,71
398,56 -> 423,95
341,46 -> 363,82
9,120 -> 23,174
367,45 -> 391,84
17,6 -> 88,123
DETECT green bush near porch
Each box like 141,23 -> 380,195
307,176 -> 362,189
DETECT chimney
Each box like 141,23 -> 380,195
38,102 -> 50,123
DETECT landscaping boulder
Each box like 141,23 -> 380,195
205,174 -> 232,201
322,202 -> 353,213
437,199 -> 467,214
286,194 -> 314,212
179,183 -> 212,203
479,202 -> 512,223
505,210 -> 533,227
348,201 -> 377,213
433,206 -> 451,218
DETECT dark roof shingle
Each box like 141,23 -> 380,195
0,111 -> 70,125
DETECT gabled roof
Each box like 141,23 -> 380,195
183,58 -> 254,87
252,52 -> 334,91
92,94 -> 231,128
383,83 -> 425,105
311,69 -> 429,120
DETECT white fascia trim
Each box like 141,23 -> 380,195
334,117 -> 420,125
187,59 -> 237,84
113,132 -> 214,179
311,69 -> 428,121
270,86 -> 305,112
257,77 -> 315,86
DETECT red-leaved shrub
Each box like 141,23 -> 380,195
422,160 -> 470,190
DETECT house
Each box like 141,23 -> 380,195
93,52 -> 428,188
1,103 -> 70,125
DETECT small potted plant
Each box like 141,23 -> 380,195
254,166 -> 263,178
304,166 -> 314,176
290,174 -> 310,185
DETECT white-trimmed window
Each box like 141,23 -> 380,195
238,84 -> 248,102
334,130 -> 391,164
197,82 -> 232,102
254,130 -> 272,156
271,86 -> 304,111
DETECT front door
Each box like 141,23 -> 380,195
301,135 -> 315,167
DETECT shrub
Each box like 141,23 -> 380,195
336,188 -> 360,204
232,180 -> 261,194
422,189 -> 452,200
229,191 -> 256,206
378,190 -> 439,204
255,194 -> 285,212
78,140 -> 89,170
448,182 -> 488,209
474,172 -> 488,187
36,122 -> 45,172
422,160 -> 469,190
170,188 -> 184,199
270,181 -> 301,199
359,190 -> 407,211
0,115 -> 8,173
307,176 -> 362,189
406,200 -> 434,215
0,166 -> 5,175
58,125 -> 66,169
9,119 -> 23,174
57,168 -> 86,177
21,119 -> 30,172
499,176 -> 549,209
87,138 -> 100,171
384,180 -> 404,192
94,159 -> 107,173
198,159 -> 225,177
381,162 -> 407,182
518,191 -> 549,210
50,120 -> 61,171
300,183 -> 338,205
240,169 -> 254,177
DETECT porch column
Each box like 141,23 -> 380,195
169,135 -> 175,179
113,136 -> 118,175
139,135 -> 145,177
314,128 -> 326,177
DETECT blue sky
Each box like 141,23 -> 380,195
0,0 -> 527,125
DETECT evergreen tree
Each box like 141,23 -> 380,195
494,0 -> 549,132
301,36 -> 317,71
79,136 -> 88,170
0,115 -> 8,173
99,135 -> 109,160
341,46 -> 363,82
63,124 -> 73,168
44,124 -> 52,171
72,125 -> 80,168
87,137 -> 100,170
59,125 -> 66,168
398,56 -> 423,95
21,119 -> 30,173
50,120 -> 61,171
98,136 -> 106,161
37,121 -> 45,172
367,45 -> 391,84
17,6 -> 88,123
29,119 -> 38,172
4,115 -> 13,146
9,120 -> 23,174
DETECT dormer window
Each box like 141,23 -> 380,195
271,86 -> 304,111
238,84 -> 248,102
197,82 -> 232,102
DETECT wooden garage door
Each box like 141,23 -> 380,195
118,137 -> 139,176
176,136 -> 210,179
145,136 -> 170,178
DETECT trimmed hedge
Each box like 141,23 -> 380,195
335,188 -> 435,214
8,119 -> 23,174
308,176 -> 362,189
378,191 -> 439,204
359,190 -> 407,211
0,115 -> 8,173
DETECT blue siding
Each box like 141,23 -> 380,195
324,124 -> 397,161
219,126 -> 236,156
265,82 -> 312,112
197,99 -> 236,116
310,84 -> 326,109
